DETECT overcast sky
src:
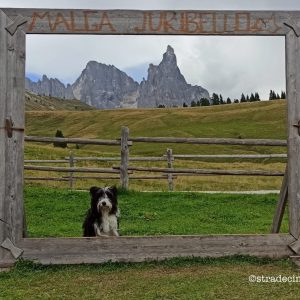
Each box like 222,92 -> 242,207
1,0 -> 300,100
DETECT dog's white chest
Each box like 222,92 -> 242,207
101,213 -> 117,233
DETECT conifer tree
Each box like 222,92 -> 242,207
212,93 -> 220,105
240,93 -> 246,103
220,94 -> 224,104
200,98 -> 210,106
53,130 -> 67,148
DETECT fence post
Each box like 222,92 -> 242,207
120,127 -> 129,189
69,151 -> 74,189
166,148 -> 174,191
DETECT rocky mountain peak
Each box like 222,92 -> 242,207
137,45 -> 209,108
71,61 -> 139,109
162,45 -> 177,66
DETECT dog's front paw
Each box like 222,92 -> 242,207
112,230 -> 119,237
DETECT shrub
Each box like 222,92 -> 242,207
53,129 -> 67,148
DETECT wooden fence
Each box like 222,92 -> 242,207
24,127 -> 287,191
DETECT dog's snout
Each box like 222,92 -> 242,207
102,201 -> 106,206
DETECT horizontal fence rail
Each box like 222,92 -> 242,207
25,175 -> 174,181
64,156 -> 167,162
24,165 -> 120,174
129,137 -> 287,146
170,154 -> 287,159
24,159 -> 69,163
25,136 -> 133,146
114,166 -> 285,176
24,177 -> 69,181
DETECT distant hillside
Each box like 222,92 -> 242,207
25,100 -> 287,156
25,91 -> 95,111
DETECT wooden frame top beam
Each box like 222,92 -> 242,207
1,8 -> 300,35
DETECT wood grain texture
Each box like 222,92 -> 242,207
24,159 -> 69,163
120,127 -> 129,189
24,165 -> 120,174
68,152 -> 74,189
0,9 -> 10,267
0,9 -> 297,36
172,154 -> 287,159
25,136 -> 128,146
286,30 -> 300,239
63,156 -> 166,162
166,149 -> 174,191
271,166 -> 288,233
129,137 -> 287,146
6,15 -> 26,245
24,177 -> 70,182
1,238 -> 23,259
289,239 -> 300,255
0,10 -> 26,265
120,166 -> 284,176
19,234 -> 295,264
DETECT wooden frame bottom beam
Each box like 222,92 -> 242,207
19,234 -> 295,264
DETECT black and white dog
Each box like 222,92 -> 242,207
83,186 -> 120,237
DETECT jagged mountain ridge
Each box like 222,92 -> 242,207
72,61 -> 139,109
137,45 -> 209,108
25,46 -> 209,109
25,75 -> 74,100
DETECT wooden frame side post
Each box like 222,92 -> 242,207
0,11 -> 26,266
0,10 -> 11,267
286,29 -> 300,239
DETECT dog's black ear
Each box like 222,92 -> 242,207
108,186 -> 117,197
90,186 -> 99,196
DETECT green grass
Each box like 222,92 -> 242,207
25,91 -> 94,111
25,100 -> 287,157
1,257 -> 300,299
2,187 -> 293,299
24,187 -> 288,237
24,100 -> 288,191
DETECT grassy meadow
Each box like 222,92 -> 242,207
25,91 -> 95,111
25,100 -> 287,191
2,257 -> 300,300
14,186 -> 292,299
24,187 -> 288,237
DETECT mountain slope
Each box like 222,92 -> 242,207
25,91 -> 94,111
25,100 -> 287,156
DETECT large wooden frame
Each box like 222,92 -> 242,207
1,8 -> 300,265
